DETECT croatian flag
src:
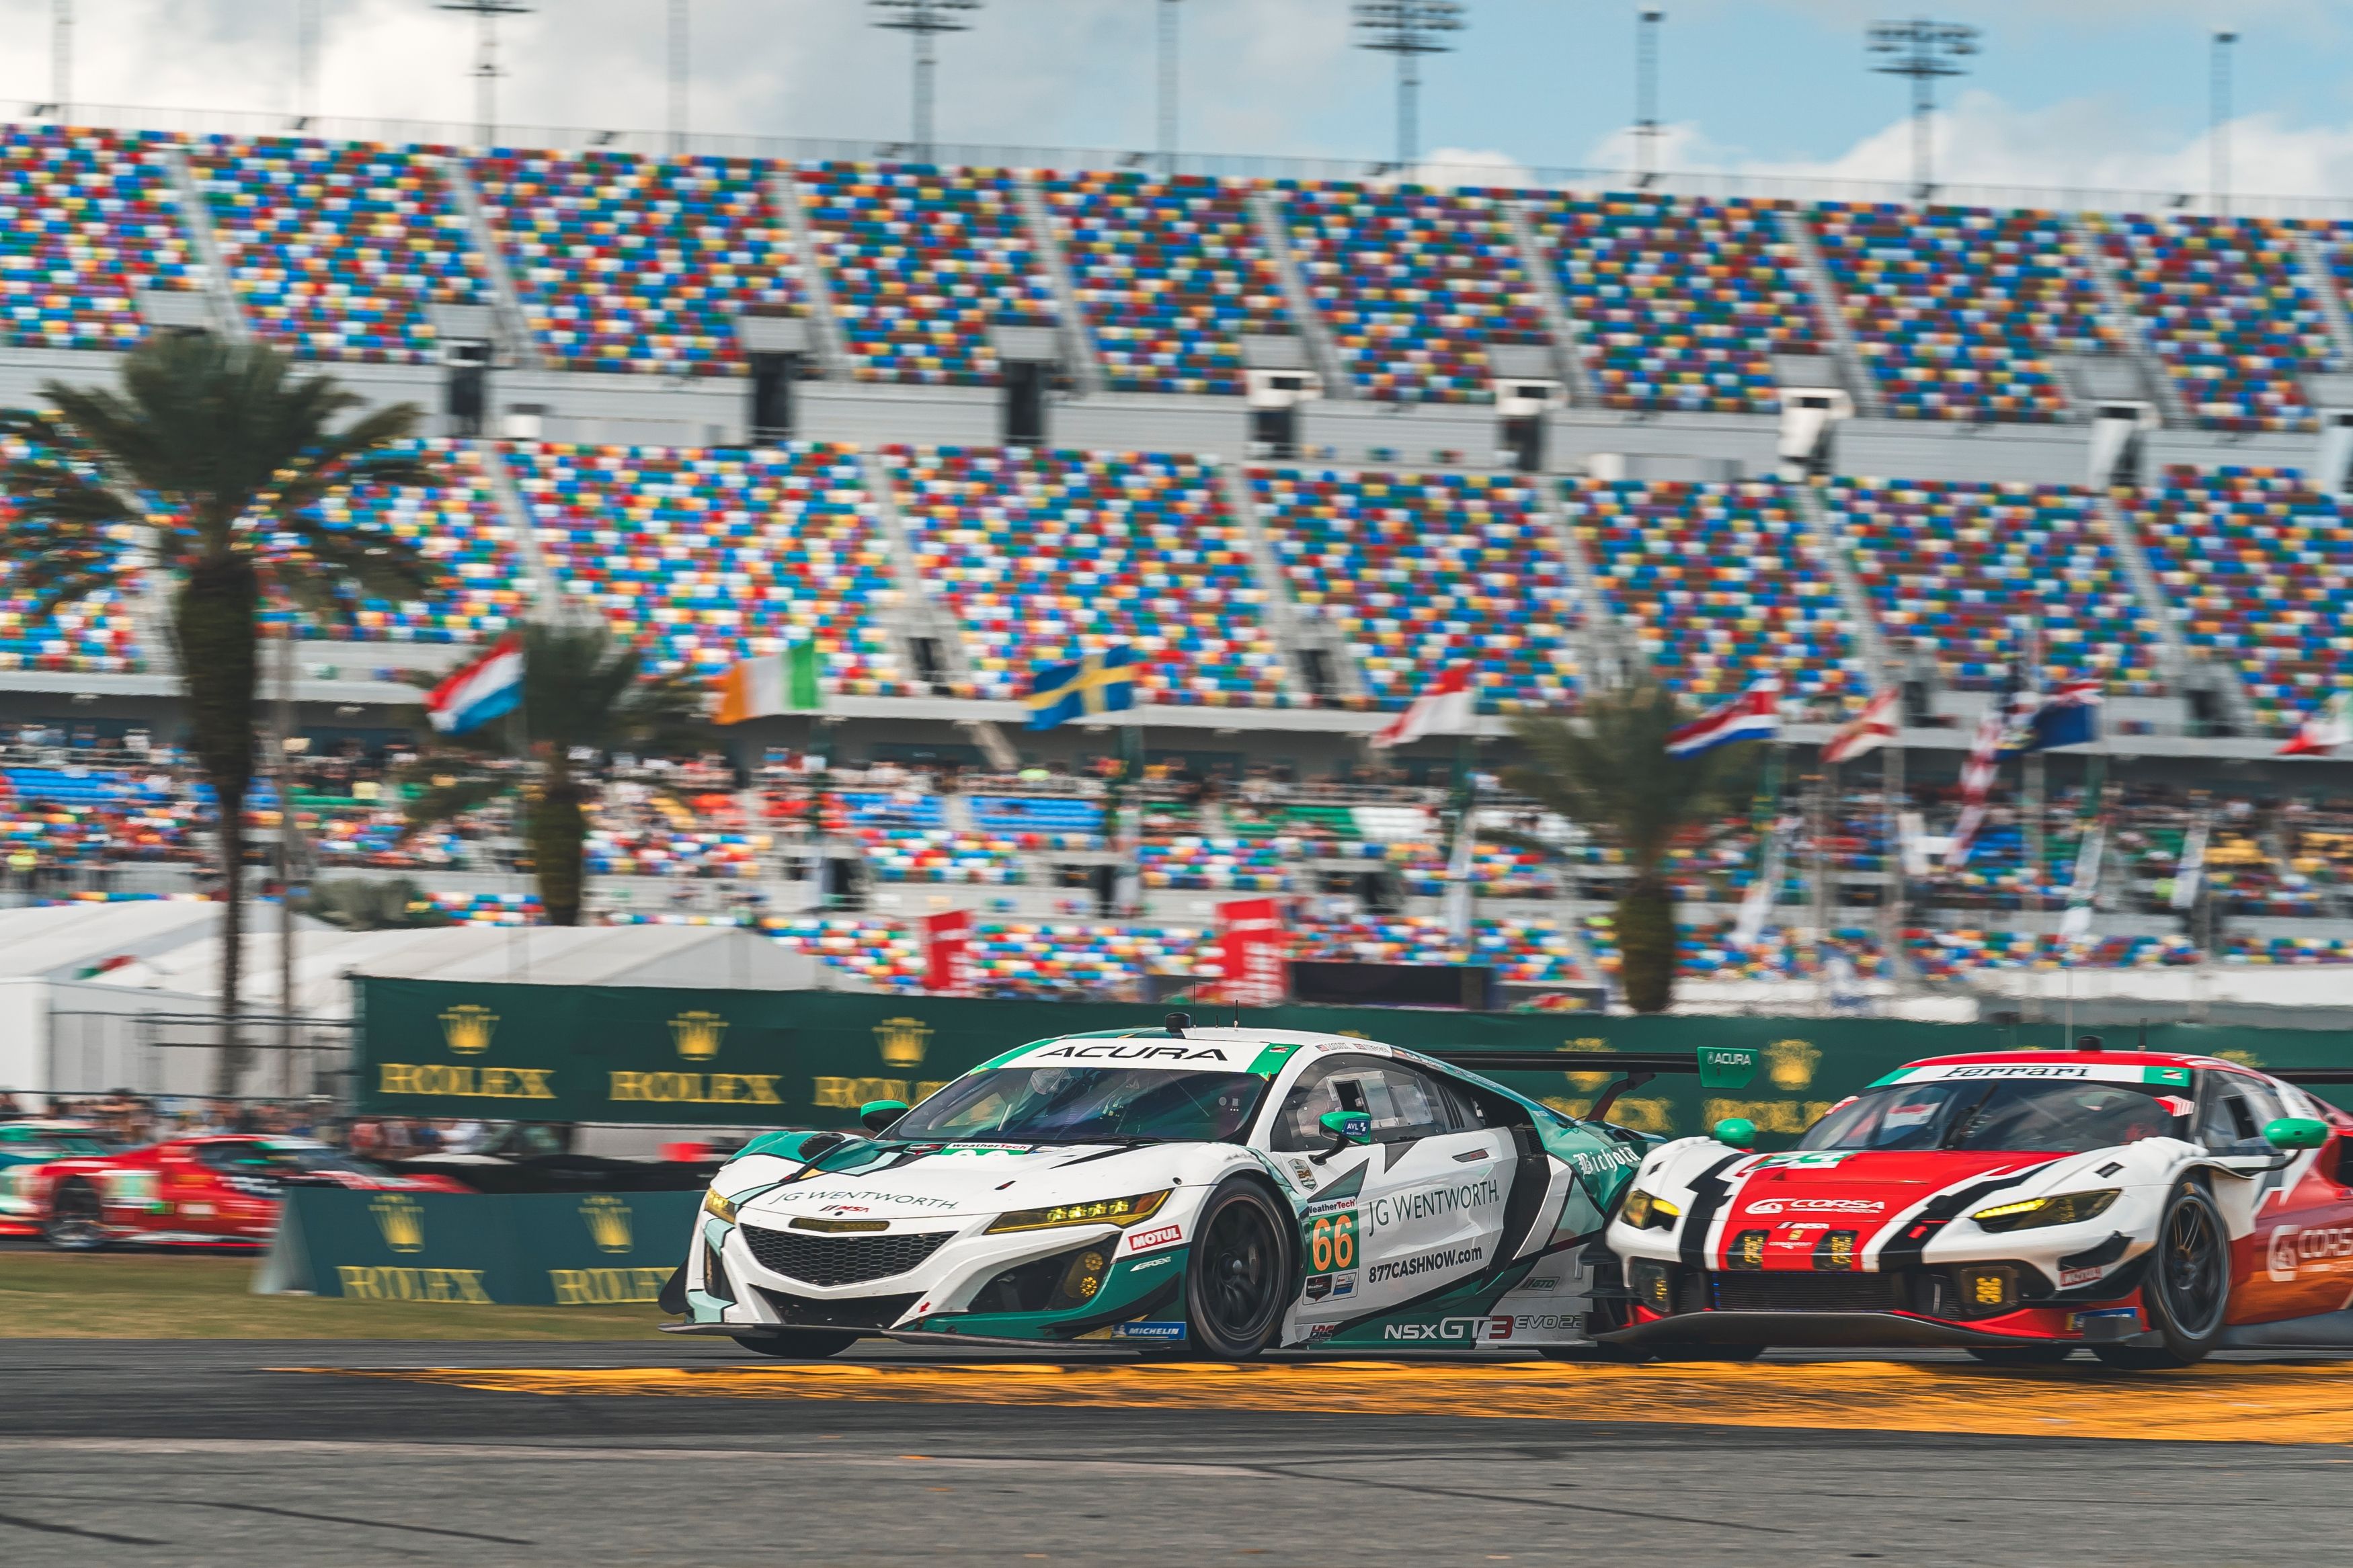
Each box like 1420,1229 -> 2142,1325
2279,692 -> 2352,757
1665,677 -> 1781,758
425,634 -> 524,735
1370,663 -> 1476,749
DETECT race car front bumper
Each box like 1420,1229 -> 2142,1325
1598,1309 -> 2163,1351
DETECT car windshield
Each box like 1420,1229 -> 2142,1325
1796,1078 -> 2187,1154
886,1067 -> 1269,1144
206,1143 -> 391,1178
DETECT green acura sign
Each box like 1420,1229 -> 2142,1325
354,977 -> 2353,1146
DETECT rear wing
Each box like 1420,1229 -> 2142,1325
1427,1046 -> 1759,1124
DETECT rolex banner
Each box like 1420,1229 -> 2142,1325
257,1188 -> 703,1305
352,977 -> 2353,1140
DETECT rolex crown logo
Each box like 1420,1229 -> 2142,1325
580,1194 -> 633,1253
370,1194 -> 425,1253
875,1016 -> 932,1069
670,1010 -> 728,1062
440,1004 -> 498,1056
1766,1038 -> 1823,1091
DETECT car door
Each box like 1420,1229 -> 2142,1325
2213,1075 -> 2353,1324
1267,1055 -> 1517,1332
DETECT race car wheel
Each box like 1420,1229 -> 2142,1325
41,1179 -> 107,1251
1966,1346 -> 2076,1366
731,1331 -> 859,1358
2098,1179 -> 2229,1370
1181,1178 -> 1291,1360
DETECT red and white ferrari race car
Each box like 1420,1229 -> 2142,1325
26,1134 -> 471,1250
1606,1044 -> 2353,1367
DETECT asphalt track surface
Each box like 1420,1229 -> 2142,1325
9,1340 -> 2353,1567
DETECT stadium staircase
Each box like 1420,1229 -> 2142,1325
2295,228 -> 2353,368
856,446 -> 973,694
2094,488 -> 2258,733
1775,208 -> 1884,417
1218,463 -> 1355,704
1796,481 -> 1894,682
1503,202 -> 1597,406
2071,212 -> 2190,428
161,142 -> 249,343
1247,188 -> 1351,399
769,165 -> 853,380
441,155 -> 545,370
1011,173 -> 1107,397
479,442 -> 558,616
1535,481 -> 1628,690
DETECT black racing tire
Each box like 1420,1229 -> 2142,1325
1966,1345 -> 2077,1366
731,1331 -> 859,1358
1179,1178 -> 1293,1360
2102,1178 -> 2231,1369
41,1179 -> 108,1251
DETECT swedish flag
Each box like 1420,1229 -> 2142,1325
1027,646 -> 1140,731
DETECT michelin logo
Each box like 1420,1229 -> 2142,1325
1113,1321 -> 1186,1340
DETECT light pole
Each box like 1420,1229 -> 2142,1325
869,0 -> 983,162
2211,30 -> 2237,216
1866,17 -> 1979,201
438,0 -> 534,147
296,0 -> 319,124
1635,8 -> 1663,186
670,0 -> 690,155
52,0 -> 71,124
1156,0 -> 1181,175
1352,1 -> 1468,172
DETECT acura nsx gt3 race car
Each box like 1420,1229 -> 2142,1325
1608,1044 -> 2353,1367
660,1021 -> 1698,1358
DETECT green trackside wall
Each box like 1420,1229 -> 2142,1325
353,979 -> 2353,1145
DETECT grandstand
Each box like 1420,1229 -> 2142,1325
9,113 -> 2353,1009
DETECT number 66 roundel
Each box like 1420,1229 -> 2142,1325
1308,1211 -> 1357,1273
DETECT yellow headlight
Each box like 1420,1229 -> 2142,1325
1970,1189 -> 2118,1233
1621,1188 -> 1681,1231
702,1188 -> 740,1225
984,1190 -> 1172,1235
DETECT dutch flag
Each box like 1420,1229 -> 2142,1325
1664,677 -> 1782,758
424,634 -> 524,735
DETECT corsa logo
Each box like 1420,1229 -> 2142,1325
2268,1225 -> 2353,1282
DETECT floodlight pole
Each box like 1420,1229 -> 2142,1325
438,0 -> 534,147
869,0 -> 983,162
670,0 -> 690,155
52,0 -> 71,124
1867,17 -> 1979,202
296,0 -> 320,122
2211,31 -> 2237,217
1157,0 -> 1181,175
1635,9 -> 1663,185
1352,1 -> 1468,171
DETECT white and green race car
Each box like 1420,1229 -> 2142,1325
660,1018 -> 1715,1358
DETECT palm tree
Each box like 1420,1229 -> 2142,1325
404,619 -> 711,925
1,334 -> 440,1086
1507,681 -> 1757,1013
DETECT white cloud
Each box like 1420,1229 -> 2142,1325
1413,147 -> 1539,190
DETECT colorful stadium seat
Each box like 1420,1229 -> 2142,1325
0,125 -> 195,352
893,446 -> 1290,705
191,136 -> 489,364
795,162 -> 1059,386
1040,170 -> 1290,395
1250,466 -> 1579,712
473,149 -> 801,374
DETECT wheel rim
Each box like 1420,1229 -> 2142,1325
2159,1196 -> 2227,1337
1197,1197 -> 1279,1343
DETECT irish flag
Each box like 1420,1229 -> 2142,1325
716,642 -> 824,724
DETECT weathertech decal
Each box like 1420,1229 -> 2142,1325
1367,1243 -> 1483,1284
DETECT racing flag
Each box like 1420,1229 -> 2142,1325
1027,646 -> 1140,732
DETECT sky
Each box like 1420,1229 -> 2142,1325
11,0 -> 2353,200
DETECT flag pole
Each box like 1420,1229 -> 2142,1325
1882,698 -> 1908,994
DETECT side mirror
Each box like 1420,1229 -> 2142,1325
2265,1117 -> 2330,1151
859,1099 -> 910,1134
1310,1110 -> 1373,1163
1712,1117 -> 1757,1150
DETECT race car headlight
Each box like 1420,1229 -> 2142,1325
985,1190 -> 1172,1235
1620,1188 -> 1681,1231
702,1188 -> 740,1225
1970,1189 -> 2119,1233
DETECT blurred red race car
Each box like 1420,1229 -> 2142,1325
27,1134 -> 472,1251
